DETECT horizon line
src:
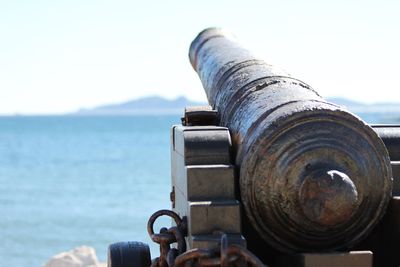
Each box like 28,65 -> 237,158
1,95 -> 400,116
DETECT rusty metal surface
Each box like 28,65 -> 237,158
183,106 -> 219,126
371,125 -> 400,196
147,210 -> 265,267
298,170 -> 358,226
372,125 -> 400,161
189,28 -> 393,252
174,234 -> 265,267
392,162 -> 400,196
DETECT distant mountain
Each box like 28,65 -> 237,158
326,97 -> 363,107
326,97 -> 400,113
76,96 -> 207,115
75,95 -> 400,116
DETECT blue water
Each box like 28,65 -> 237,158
1,113 -> 399,267
0,116 -> 179,267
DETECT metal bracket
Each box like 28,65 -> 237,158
182,106 -> 218,126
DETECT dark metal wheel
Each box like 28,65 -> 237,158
108,241 -> 151,267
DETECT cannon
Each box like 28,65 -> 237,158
108,29 -> 400,267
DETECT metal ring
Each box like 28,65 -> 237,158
147,210 -> 183,237
150,233 -> 176,244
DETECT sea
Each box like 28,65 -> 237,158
0,112 -> 399,267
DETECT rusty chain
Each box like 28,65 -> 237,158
147,210 -> 187,267
174,234 -> 266,267
147,210 -> 266,267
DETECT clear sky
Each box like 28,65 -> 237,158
0,0 -> 399,114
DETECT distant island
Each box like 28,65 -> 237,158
75,96 -> 400,116
327,97 -> 400,113
76,96 -> 206,115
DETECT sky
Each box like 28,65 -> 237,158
0,0 -> 399,114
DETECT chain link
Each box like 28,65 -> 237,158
147,210 -> 266,267
147,210 -> 187,267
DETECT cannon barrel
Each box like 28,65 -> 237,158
189,28 -> 393,252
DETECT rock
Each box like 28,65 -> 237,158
43,246 -> 106,267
